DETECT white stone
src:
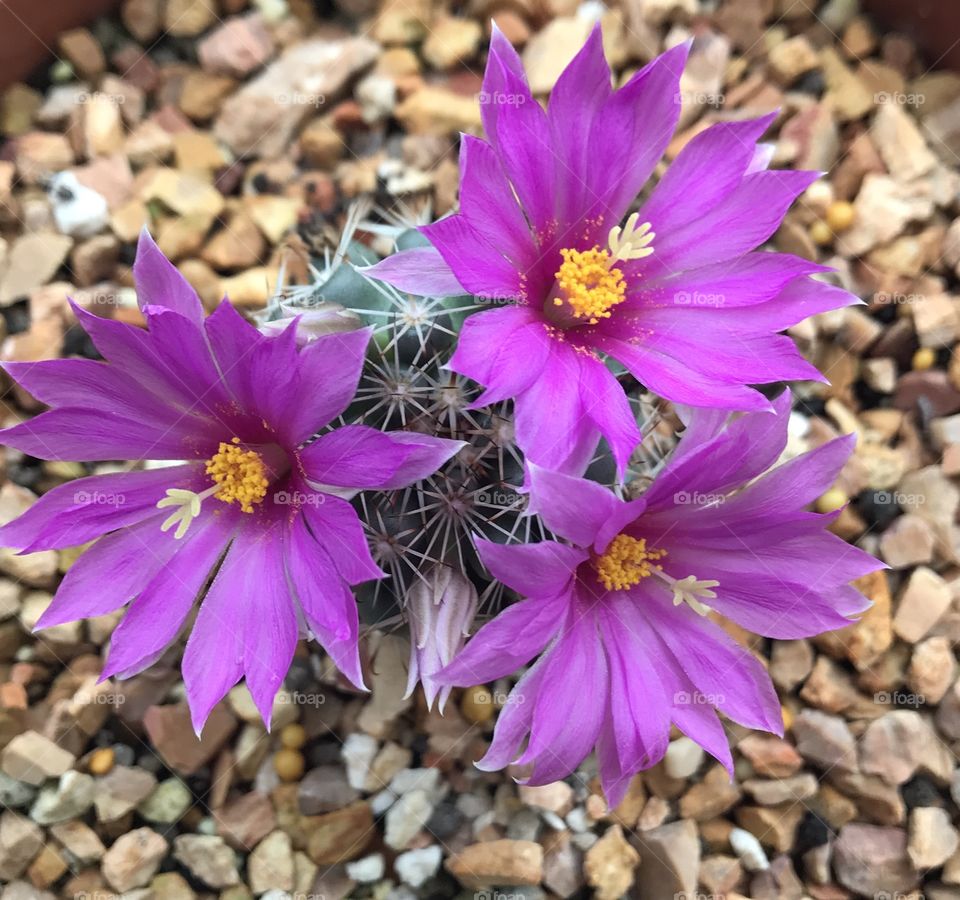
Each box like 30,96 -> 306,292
395,845 -> 443,888
664,737 -> 704,779
48,172 -> 109,239
385,790 -> 434,850
731,827 -> 769,872
342,733 -> 379,791
345,852 -> 385,883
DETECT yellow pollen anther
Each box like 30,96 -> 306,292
554,246 -> 627,325
595,534 -> 667,591
204,437 -> 269,513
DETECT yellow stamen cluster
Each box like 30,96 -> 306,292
554,247 -> 627,324
595,534 -> 667,591
205,438 -> 268,513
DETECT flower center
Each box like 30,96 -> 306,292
594,531 -> 720,615
204,438 -> 269,513
156,438 -> 271,539
595,534 -> 667,590
553,247 -> 627,325
548,215 -> 655,327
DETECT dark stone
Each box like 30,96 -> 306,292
112,744 -> 136,767
251,172 -> 273,194
284,658 -> 313,693
795,69 -> 826,96
9,461 -> 42,491
795,812 -> 832,855
901,776 -> 942,811
872,302 -> 898,324
298,766 -> 360,815
214,161 -> 245,196
1,301 -> 30,336
118,241 -> 138,266
855,491 -> 903,530
426,801 -> 465,840
853,379 -> 887,410
794,396 -> 827,418
138,754 -> 164,773
61,323 -> 101,360
305,742 -> 342,768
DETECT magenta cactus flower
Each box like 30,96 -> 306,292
435,393 -> 882,805
0,231 -> 461,732
366,26 -> 857,475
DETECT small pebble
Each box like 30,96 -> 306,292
815,487 -> 848,514
826,200 -> 856,233
273,748 -> 305,782
912,347 -> 936,371
280,723 -> 307,750
88,747 -> 115,776
809,220 -> 833,246
461,685 -> 494,724
781,704 -> 794,731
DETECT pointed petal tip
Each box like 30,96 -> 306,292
188,696 -> 216,738
190,715 -> 206,740
763,706 -> 786,738
136,225 -> 158,251
32,606 -> 79,633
